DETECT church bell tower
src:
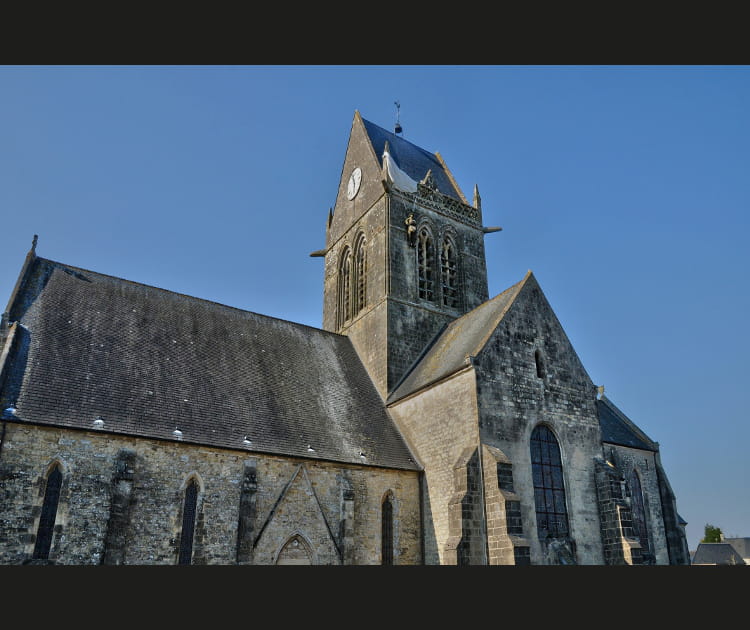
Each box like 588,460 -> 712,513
314,111 -> 499,399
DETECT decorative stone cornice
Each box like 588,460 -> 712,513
391,184 -> 481,227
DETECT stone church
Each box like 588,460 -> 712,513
0,110 -> 690,565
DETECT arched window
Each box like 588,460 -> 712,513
530,425 -> 569,539
381,494 -> 394,565
32,463 -> 63,560
178,478 -> 199,565
628,468 -> 651,557
337,247 -> 352,328
353,234 -> 367,316
417,227 -> 435,302
440,235 -> 458,308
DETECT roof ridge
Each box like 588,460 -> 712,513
34,257 -> 340,338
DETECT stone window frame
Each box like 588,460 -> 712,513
529,423 -> 571,541
628,466 -> 652,558
416,222 -> 436,303
353,231 -> 367,317
438,227 -> 461,310
414,219 -> 463,310
31,460 -> 65,562
337,246 -> 353,329
176,473 -> 204,565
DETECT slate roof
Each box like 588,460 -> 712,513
388,274 -> 528,403
0,255 -> 420,471
597,395 -> 658,452
724,537 -> 750,559
692,543 -> 746,565
361,117 -> 466,203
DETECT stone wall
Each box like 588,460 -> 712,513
387,368 -> 480,564
0,422 -> 421,565
473,274 -> 605,564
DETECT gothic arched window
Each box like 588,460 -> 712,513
417,227 -> 435,302
178,478 -> 199,565
32,463 -> 63,560
440,235 -> 458,308
353,234 -> 367,316
381,494 -> 394,565
530,425 -> 569,539
337,247 -> 352,328
628,468 -> 651,557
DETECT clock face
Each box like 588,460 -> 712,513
346,167 -> 362,200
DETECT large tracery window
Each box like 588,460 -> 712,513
381,494 -> 394,565
178,478 -> 199,565
530,425 -> 569,540
337,247 -> 352,328
32,463 -> 63,560
628,468 -> 651,557
417,227 -> 435,302
440,235 -> 458,308
353,234 -> 367,316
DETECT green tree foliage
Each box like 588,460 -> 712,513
701,523 -> 723,543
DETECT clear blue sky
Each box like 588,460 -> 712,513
1,65 -> 747,554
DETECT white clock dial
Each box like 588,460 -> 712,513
346,167 -> 362,200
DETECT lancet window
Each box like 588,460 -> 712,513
337,247 -> 352,328
417,227 -> 435,302
353,234 -> 367,316
628,468 -> 651,558
440,235 -> 458,308
381,494 -> 394,565
178,477 -> 199,565
32,463 -> 63,560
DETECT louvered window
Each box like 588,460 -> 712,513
440,236 -> 458,308
337,248 -> 352,328
353,235 -> 367,316
417,228 -> 435,302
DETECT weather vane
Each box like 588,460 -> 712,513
394,101 -> 402,135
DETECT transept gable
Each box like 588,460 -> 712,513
388,270 -> 598,403
387,274 -> 528,403
473,271 -> 596,395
